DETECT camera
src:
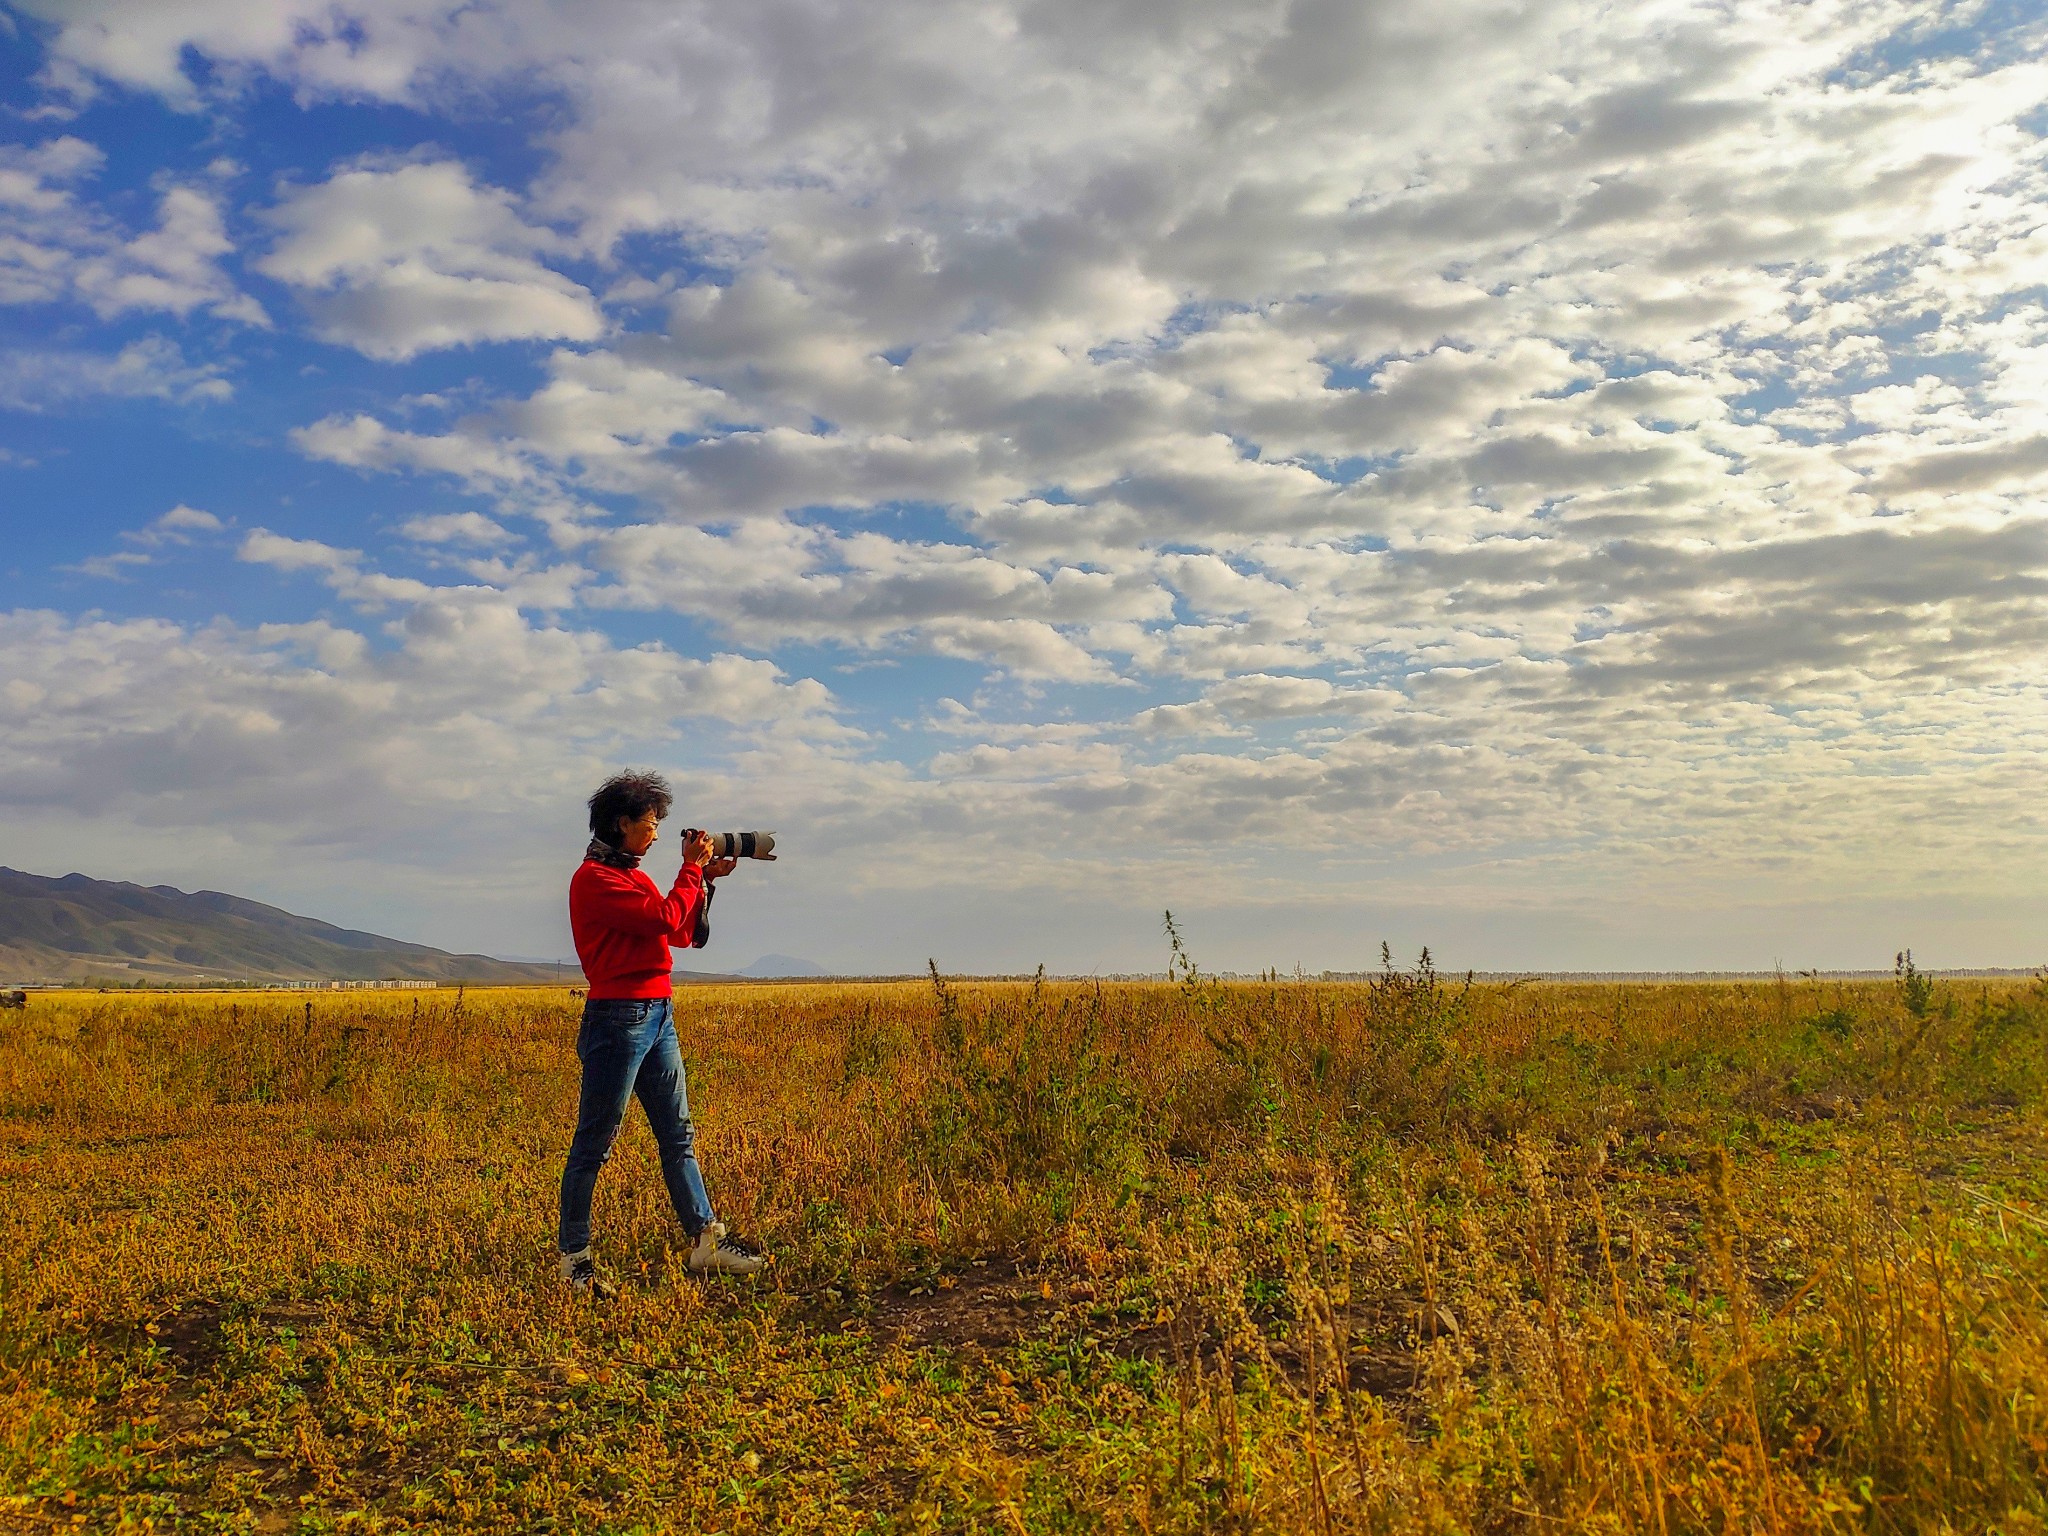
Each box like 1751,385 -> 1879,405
684,830 -> 777,860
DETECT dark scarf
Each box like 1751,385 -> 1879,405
585,836 -> 640,871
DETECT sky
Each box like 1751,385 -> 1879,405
1,0 -> 2044,976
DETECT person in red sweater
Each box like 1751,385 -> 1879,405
558,769 -> 766,1295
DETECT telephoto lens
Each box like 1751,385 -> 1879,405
704,831 -> 776,859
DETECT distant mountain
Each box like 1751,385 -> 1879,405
735,953 -> 831,978
0,867 -> 569,985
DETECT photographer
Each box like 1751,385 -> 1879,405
558,770 -> 766,1297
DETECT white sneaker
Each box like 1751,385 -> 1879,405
687,1222 -> 767,1276
559,1247 -> 618,1300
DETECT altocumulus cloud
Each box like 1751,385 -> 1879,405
2,0 -> 2047,969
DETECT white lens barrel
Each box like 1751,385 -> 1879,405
710,831 -> 776,859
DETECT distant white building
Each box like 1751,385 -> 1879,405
278,979 -> 441,990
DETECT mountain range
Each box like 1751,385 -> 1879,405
0,867 -> 572,985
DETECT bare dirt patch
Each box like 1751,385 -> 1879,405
823,1257 -> 1061,1351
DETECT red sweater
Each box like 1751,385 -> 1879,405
569,859 -> 707,1000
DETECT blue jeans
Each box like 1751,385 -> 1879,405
558,996 -> 715,1254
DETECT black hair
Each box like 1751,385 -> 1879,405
588,770 -> 673,841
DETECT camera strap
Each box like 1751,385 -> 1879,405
690,881 -> 715,949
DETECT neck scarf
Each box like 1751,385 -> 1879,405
585,835 -> 640,871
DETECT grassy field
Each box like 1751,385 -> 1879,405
3,955 -> 2047,1533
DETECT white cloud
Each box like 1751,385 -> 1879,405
14,0 -> 461,107
0,335 -> 231,410
69,549 -> 153,581
400,511 -> 515,546
153,504 -> 223,535
73,503 -> 232,578
0,584 -> 848,837
0,136 -> 263,323
580,519 -> 1165,679
290,412 -> 531,486
258,160 -> 603,359
74,184 -> 267,324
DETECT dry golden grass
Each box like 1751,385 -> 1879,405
3,960 -> 2046,1532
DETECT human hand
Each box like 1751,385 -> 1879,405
682,829 -> 714,868
705,856 -> 739,880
